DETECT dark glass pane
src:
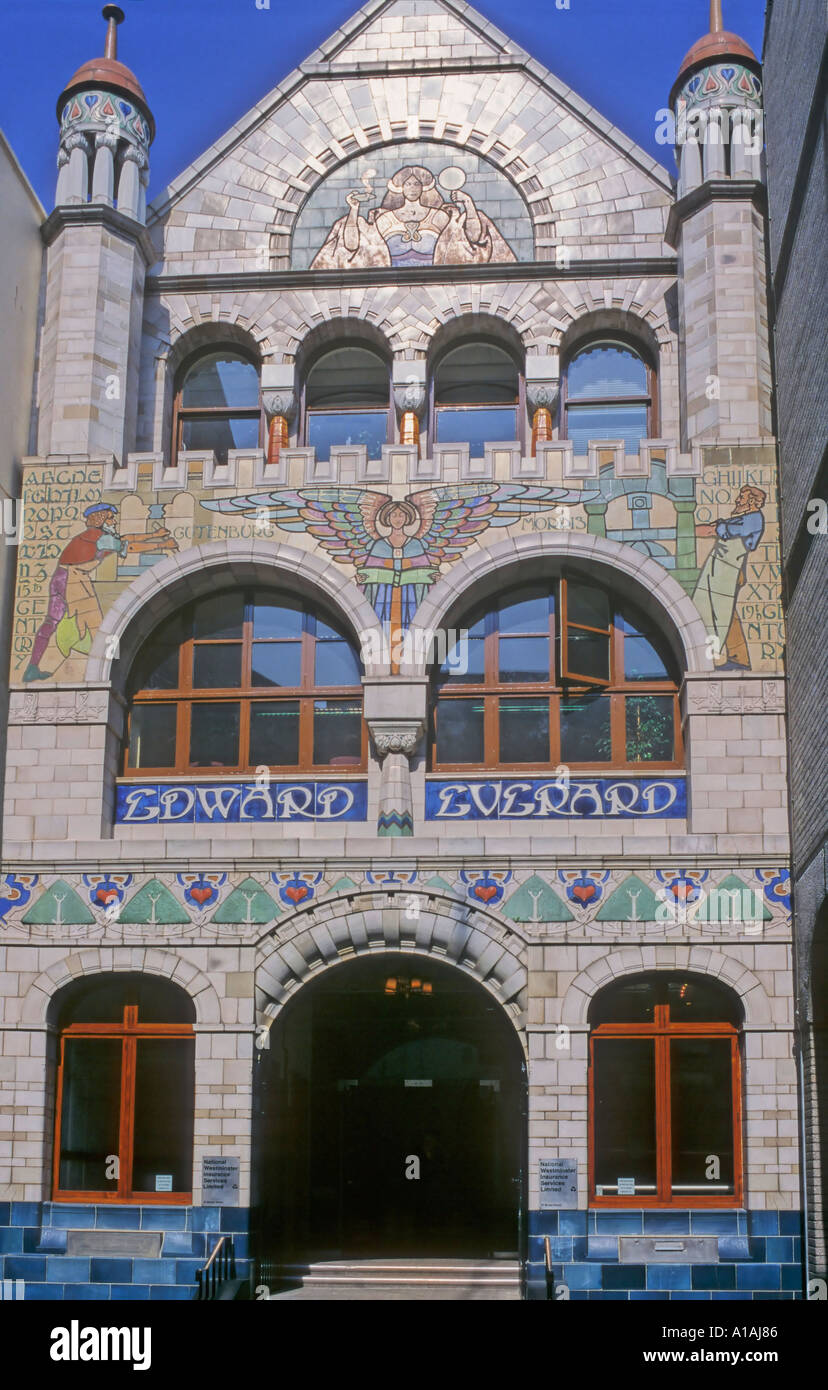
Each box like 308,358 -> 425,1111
192,643 -> 242,689
560,693 -> 612,761
251,642 -> 302,688
435,406 -> 518,458
313,699 -> 362,765
58,974 -> 195,1026
625,695 -> 674,761
590,979 -> 657,1025
128,704 -> 177,769
192,593 -> 244,641
314,614 -> 350,642
566,403 -> 648,455
130,616 -> 181,692
180,415 -> 260,463
439,634 -> 484,683
593,1038 -> 657,1193
435,697 -> 484,763
435,344 -> 519,404
315,640 -> 362,686
132,1040 -> 195,1194
499,698 -> 549,763
498,588 -> 552,634
58,1038 -> 122,1192
567,344 -> 648,400
249,701 -> 299,765
670,1038 -> 734,1193
665,978 -> 741,1025
567,583 -> 609,630
307,410 -> 388,462
624,634 -> 670,681
498,636 -> 550,683
253,595 -> 303,640
566,631 -> 610,682
189,703 -> 239,767
306,348 -> 388,408
181,353 -> 259,408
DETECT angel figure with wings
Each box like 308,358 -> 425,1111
202,483 -> 595,634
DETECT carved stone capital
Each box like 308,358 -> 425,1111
683,675 -> 786,716
526,379 -> 560,414
95,127 -> 120,152
121,143 -> 147,168
262,389 -> 298,424
369,720 -> 425,761
62,130 -> 90,155
393,382 -> 427,420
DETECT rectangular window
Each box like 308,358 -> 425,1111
249,701 -> 300,766
58,1039 -> 122,1193
560,693 -> 612,762
307,410 -> 388,462
593,1038 -> 658,1195
313,699 -> 362,765
435,697 -> 484,764
189,702 -> 240,767
132,1039 -> 195,1194
670,1038 -> 735,1193
435,406 -> 518,458
566,403 -> 648,456
560,578 -> 611,685
625,694 -> 675,762
128,704 -> 177,769
499,697 -> 550,763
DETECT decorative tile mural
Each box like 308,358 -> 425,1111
291,142 -> 533,269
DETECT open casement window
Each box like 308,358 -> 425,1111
123,588 -> 366,776
432,342 -> 523,458
588,975 -> 743,1208
430,578 -> 682,771
53,975 -> 195,1204
173,350 -> 262,465
304,346 -> 391,462
563,339 -> 655,455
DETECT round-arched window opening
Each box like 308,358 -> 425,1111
305,346 -> 391,462
588,972 -> 743,1207
174,350 -> 261,464
52,973 -> 195,1204
123,587 -> 365,775
564,339 -> 654,455
433,343 -> 522,457
430,576 -> 682,771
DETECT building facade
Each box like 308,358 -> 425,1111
764,0 -> 828,1293
0,0 -> 801,1301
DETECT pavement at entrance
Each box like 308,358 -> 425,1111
265,1258 -> 521,1300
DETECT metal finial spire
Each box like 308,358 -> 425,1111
710,0 -> 724,33
102,5 -> 125,60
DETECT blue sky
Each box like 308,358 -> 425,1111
1,0 -> 766,209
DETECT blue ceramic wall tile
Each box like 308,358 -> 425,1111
643,1211 -> 690,1234
691,1264 -> 736,1290
47,1258 -> 89,1283
140,1209 -> 187,1231
50,1207 -> 95,1229
736,1264 -> 780,1290
174,1259 -> 203,1285
764,1237 -> 793,1262
90,1258 -> 133,1283
780,1265 -> 803,1291
527,1210 -> 558,1236
4,1256 -> 46,1280
630,1291 -> 669,1300
95,1207 -> 141,1230
603,1264 -> 646,1290
689,1212 -> 738,1235
749,1211 -> 779,1236
64,1284 -> 109,1300
778,1211 -> 801,1236
111,1284 -> 150,1300
161,1233 -> 197,1256
562,1262 -> 602,1289
717,1236 -> 751,1260
219,1209 -> 249,1233
595,1212 -> 643,1234
672,1291 -> 712,1300
0,1229 -> 23,1253
647,1264 -> 692,1291
133,1258 -> 176,1284
24,1283 -> 62,1300
585,1237 -> 619,1261
148,1286 -> 193,1301
0,1204 -> 10,1226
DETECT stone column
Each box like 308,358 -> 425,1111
393,359 -> 427,453
117,144 -> 146,221
92,128 -> 119,205
261,367 -> 298,468
371,722 -> 424,837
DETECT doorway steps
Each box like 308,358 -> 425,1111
267,1258 -> 521,1300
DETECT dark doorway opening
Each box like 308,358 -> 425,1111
254,954 -> 525,1265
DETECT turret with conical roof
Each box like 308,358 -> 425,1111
670,0 -> 763,191
55,5 -> 153,222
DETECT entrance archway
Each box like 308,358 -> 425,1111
254,953 -> 526,1270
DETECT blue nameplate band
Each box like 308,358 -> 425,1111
425,777 -> 686,820
117,781 -> 368,823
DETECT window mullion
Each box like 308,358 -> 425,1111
655,1032 -> 672,1203
119,1032 -> 137,1199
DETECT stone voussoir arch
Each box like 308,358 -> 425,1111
86,538 -> 386,684
406,531 -> 713,678
254,890 -> 528,1030
23,947 -> 222,1026
560,947 -> 774,1028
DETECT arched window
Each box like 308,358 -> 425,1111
304,346 -> 391,461
430,578 -> 681,771
173,349 -> 261,464
432,343 -> 522,457
53,975 -> 195,1203
563,339 -> 654,454
124,589 -> 365,775
589,974 -> 742,1206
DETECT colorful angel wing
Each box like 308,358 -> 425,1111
406,483 -> 599,567
201,487 -> 391,568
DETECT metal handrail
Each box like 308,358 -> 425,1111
196,1235 -> 236,1300
543,1235 -> 555,1300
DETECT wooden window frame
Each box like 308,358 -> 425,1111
172,346 -> 263,462
429,578 -> 683,774
123,590 -> 367,777
53,1005 -> 194,1205
429,339 -> 526,453
588,1004 -> 743,1208
561,335 -> 658,443
301,346 -> 393,451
